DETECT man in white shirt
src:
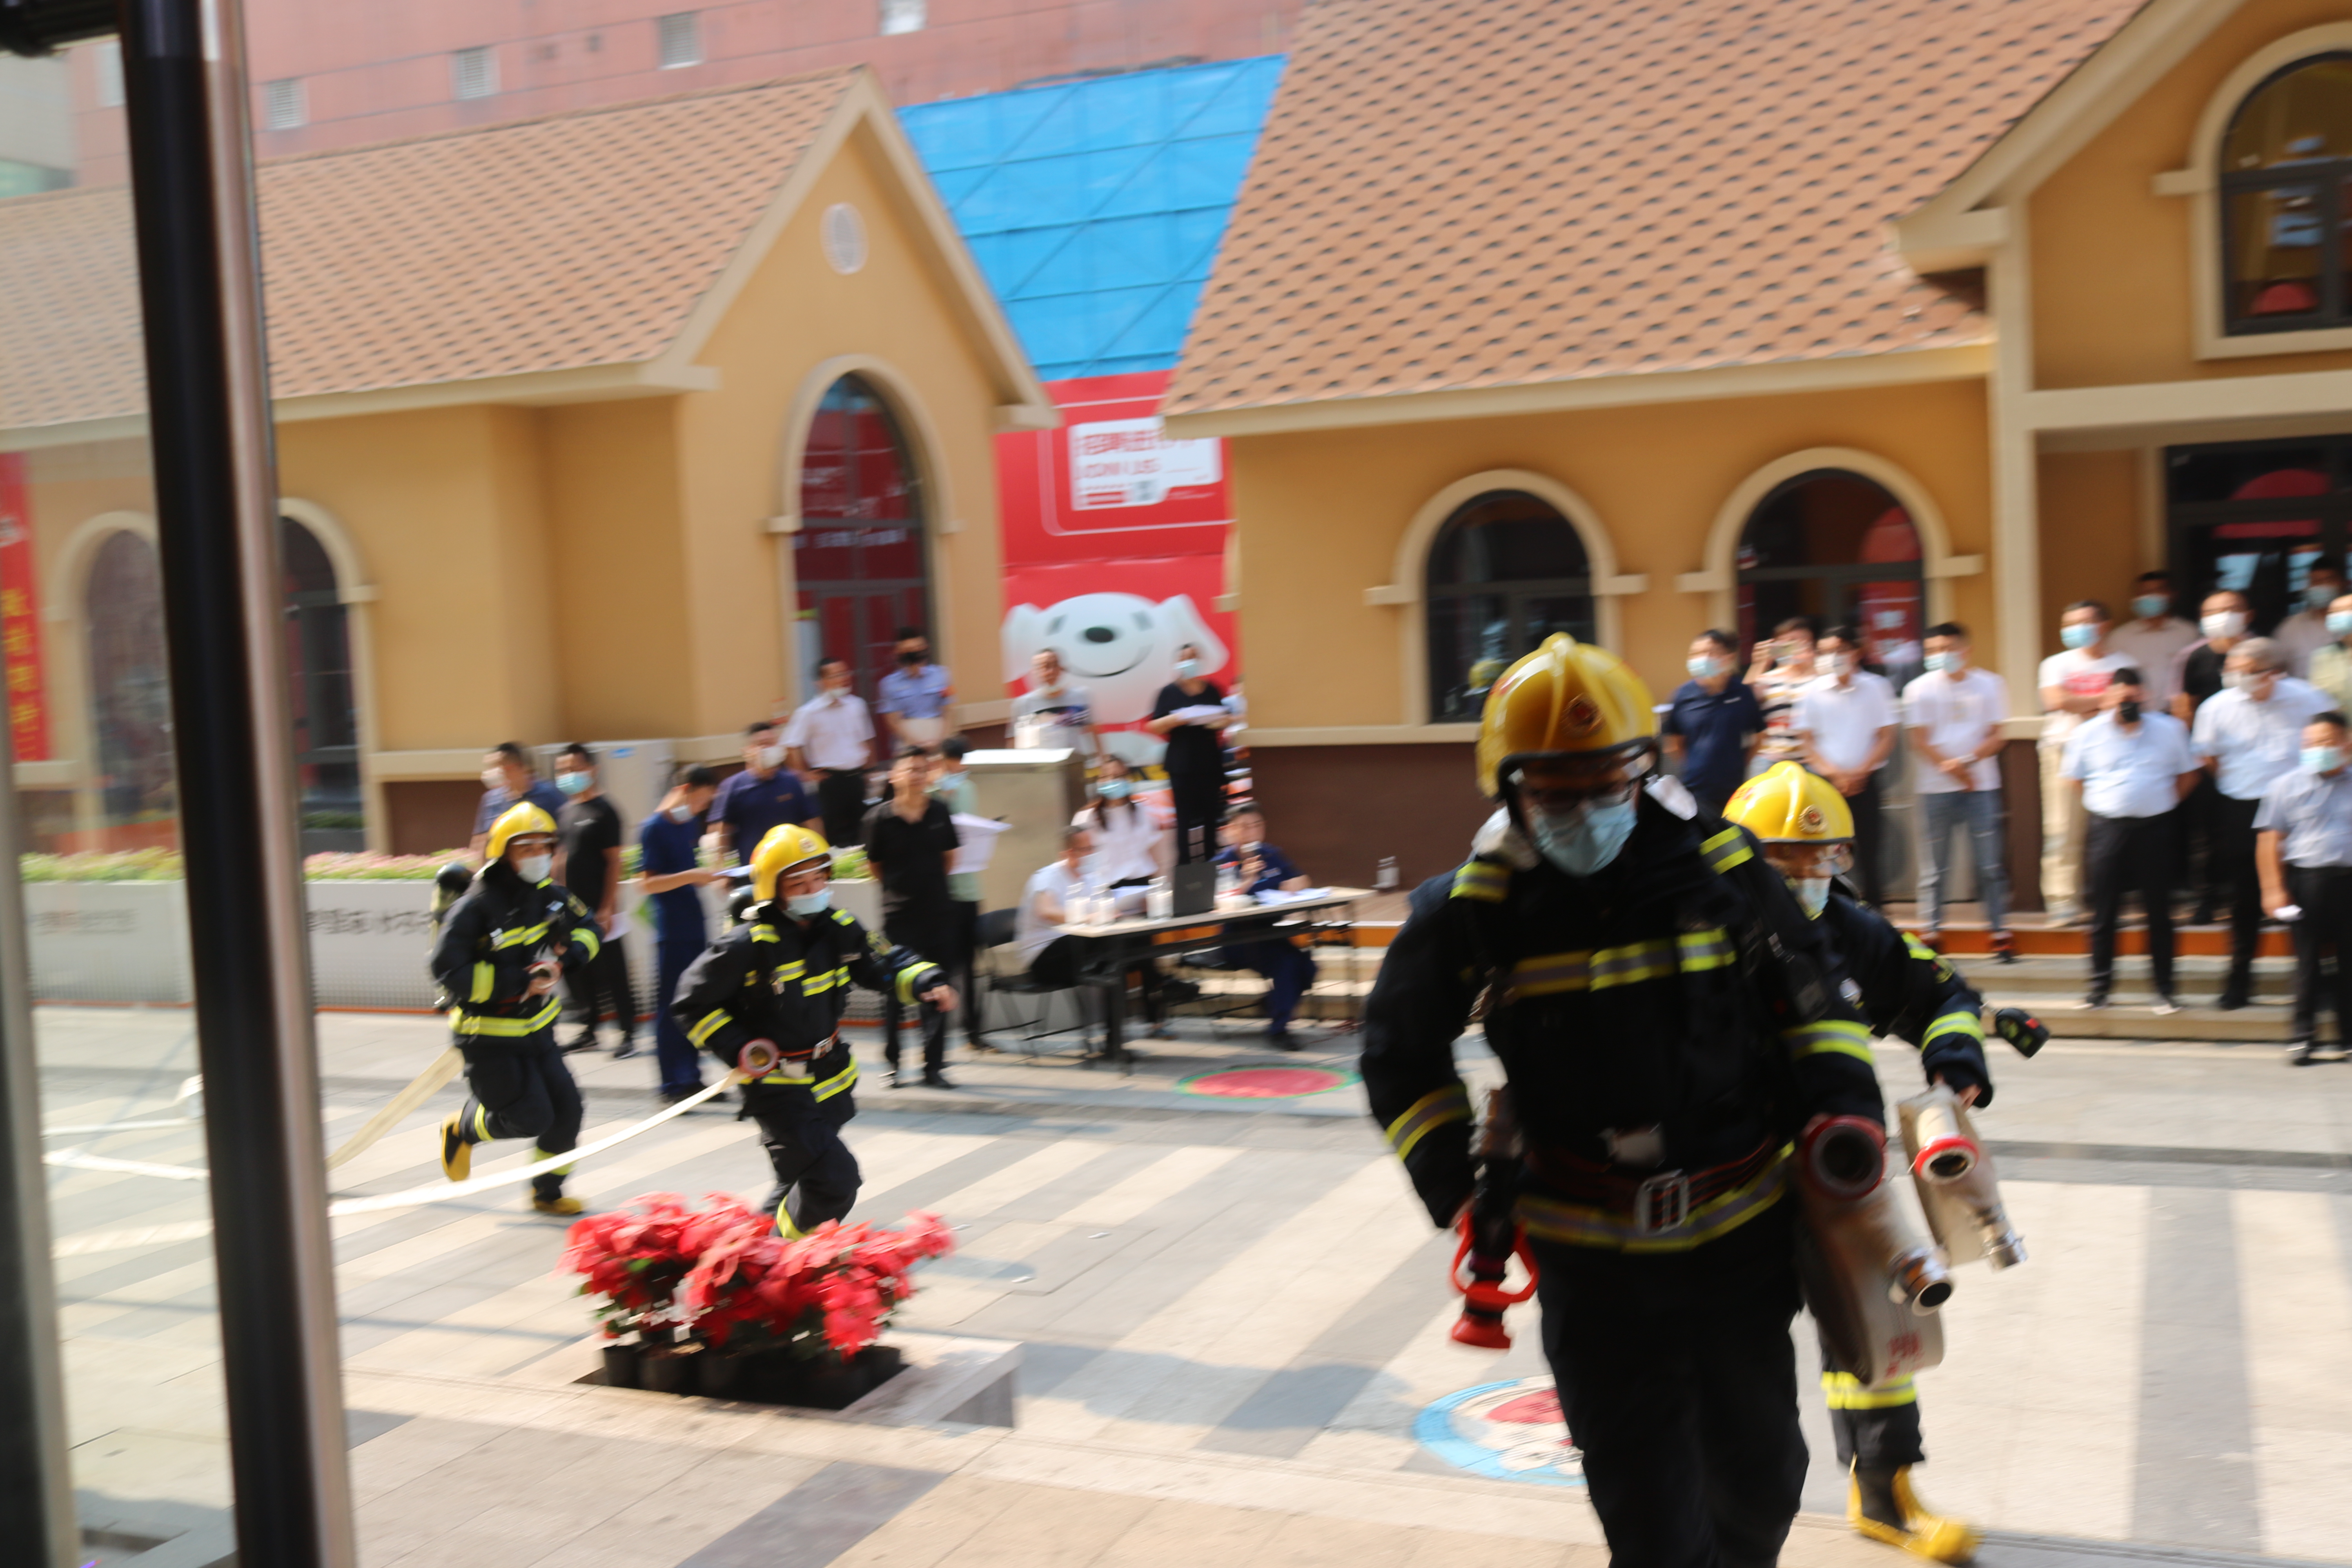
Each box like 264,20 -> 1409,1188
2191,636 -> 2332,1008
2108,570 -> 2200,711
1010,649 -> 1101,762
782,655 -> 876,847
1016,824 -> 1095,989
2272,559 -> 2345,678
2062,671 -> 2201,1011
1902,622 -> 2013,957
2037,600 -> 2131,924
1793,624 -> 1898,905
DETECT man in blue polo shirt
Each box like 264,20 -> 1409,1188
1662,630 -> 1765,813
638,765 -> 721,1104
710,720 -> 818,866
877,626 -> 954,752
467,740 -> 568,860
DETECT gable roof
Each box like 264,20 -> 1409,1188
0,67 -> 1053,437
902,55 -> 1284,381
1163,0 -> 2147,426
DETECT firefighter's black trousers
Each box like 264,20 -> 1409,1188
1533,1203 -> 1807,1568
750,1109 -> 861,1236
1818,1344 -> 1927,1470
457,1035 -> 583,1201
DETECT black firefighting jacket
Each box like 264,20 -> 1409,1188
1820,889 -> 1993,1108
1360,791 -> 1885,1251
428,864 -> 603,1046
671,902 -> 943,1122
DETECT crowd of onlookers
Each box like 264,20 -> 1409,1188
462,624 -> 1295,1096
1666,574 -> 2352,1058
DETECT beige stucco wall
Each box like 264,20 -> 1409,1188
2029,0 -> 2352,389
1225,377 -> 1998,730
673,123 -> 1013,737
2038,449 -> 2147,635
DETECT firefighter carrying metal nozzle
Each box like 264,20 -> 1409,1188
1360,636 -> 1886,1567
1724,761 -> 2034,1563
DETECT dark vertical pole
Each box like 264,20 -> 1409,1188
116,3 -> 355,1566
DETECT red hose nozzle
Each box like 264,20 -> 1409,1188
1448,1214 -> 1538,1349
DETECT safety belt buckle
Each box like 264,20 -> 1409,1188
1633,1170 -> 1691,1235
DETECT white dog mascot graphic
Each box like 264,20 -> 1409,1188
1002,593 -> 1230,764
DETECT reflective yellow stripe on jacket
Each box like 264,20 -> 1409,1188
489,921 -> 551,951
1784,1017 -> 1874,1064
1384,1084 -> 1471,1161
1450,860 -> 1509,903
802,965 -> 849,997
1922,1011 -> 1984,1049
1518,1148 -> 1789,1253
1507,927 -> 1733,1000
452,997 -> 562,1037
574,924 -> 601,961
469,962 -> 494,1003
1822,1371 -> 1917,1409
1700,827 -> 1753,874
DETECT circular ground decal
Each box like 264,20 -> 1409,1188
1175,1065 -> 1357,1099
1413,1377 -> 1586,1487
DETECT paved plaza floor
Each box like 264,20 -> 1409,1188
33,1002 -> 2352,1567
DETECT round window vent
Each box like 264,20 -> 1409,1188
821,203 -> 868,275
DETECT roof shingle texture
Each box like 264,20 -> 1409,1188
1164,0 -> 2146,417
0,69 -> 857,431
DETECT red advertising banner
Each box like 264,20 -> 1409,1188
996,370 -> 1230,569
0,454 -> 47,762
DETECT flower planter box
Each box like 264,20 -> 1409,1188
595,1339 -> 904,1409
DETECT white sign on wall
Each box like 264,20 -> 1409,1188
1067,416 -> 1222,510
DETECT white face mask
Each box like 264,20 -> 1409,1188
1790,876 -> 1832,918
1174,658 -> 1200,680
481,766 -> 505,791
751,744 -> 783,770
666,802 -> 697,823
1827,653 -> 1857,677
515,853 -> 553,884
2203,610 -> 2248,640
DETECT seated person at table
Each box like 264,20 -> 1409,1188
1077,756 -> 1174,1034
1214,807 -> 1319,1049
1015,825 -> 1095,991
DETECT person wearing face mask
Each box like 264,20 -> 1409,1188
1360,634 -> 1881,1567
862,748 -> 963,1087
2190,639 -> 2331,1009
711,720 -> 817,867
1792,626 -> 1898,906
1149,641 -> 1234,864
428,802 -> 607,1214
1075,755 -> 1177,1036
466,740 -> 568,862
552,744 -> 632,1058
927,737 -> 989,1053
1902,623 -> 2014,960
2171,590 -> 2255,926
1662,628 -> 1764,813
2273,561 -> 2345,678
2109,571 -> 2198,712
1745,615 -> 1818,771
1722,762 -> 1993,1561
672,824 -> 955,1234
784,657 -> 878,847
2256,712 -> 2352,1065
877,625 -> 955,753
1213,806 -> 1317,1047
2037,601 -> 2130,926
637,765 -> 722,1104
2304,591 -> 2352,714
2063,671 -> 2202,1011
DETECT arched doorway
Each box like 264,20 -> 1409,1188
282,517 -> 363,851
84,530 -> 174,847
1424,490 -> 1595,722
1736,470 -> 1926,897
792,374 -> 930,701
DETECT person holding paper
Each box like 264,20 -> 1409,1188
2256,710 -> 2352,1066
1214,806 -> 1317,1047
1148,641 -> 1232,863
861,747 -> 961,1088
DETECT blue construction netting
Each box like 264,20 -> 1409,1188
901,55 -> 1284,382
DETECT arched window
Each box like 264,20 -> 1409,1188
793,375 -> 929,701
1425,490 -> 1593,722
1736,470 -> 1924,682
85,530 -> 174,842
2221,54 -> 2352,332
282,517 -> 363,851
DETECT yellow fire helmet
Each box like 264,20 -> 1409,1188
483,801 -> 558,864
1724,761 -> 1854,843
751,822 -> 832,902
1475,633 -> 1659,798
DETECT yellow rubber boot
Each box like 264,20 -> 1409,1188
1847,1464 -> 1979,1563
437,1114 -> 471,1182
530,1194 -> 584,1216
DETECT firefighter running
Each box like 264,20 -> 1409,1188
670,824 -> 956,1236
430,802 -> 605,1215
1726,761 -> 2000,1563
1361,635 -> 1887,1567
